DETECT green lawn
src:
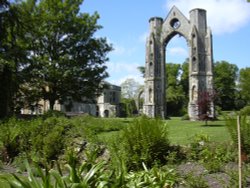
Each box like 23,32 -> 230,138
166,117 -> 231,145
98,116 -> 231,146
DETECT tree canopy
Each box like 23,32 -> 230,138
120,78 -> 143,99
120,78 -> 143,116
213,61 -> 239,110
0,0 -> 24,117
166,62 -> 187,116
239,67 -> 250,104
0,0 -> 112,115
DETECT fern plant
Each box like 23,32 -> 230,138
225,115 -> 250,160
109,116 -> 170,170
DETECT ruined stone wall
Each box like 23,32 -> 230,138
143,6 -> 214,120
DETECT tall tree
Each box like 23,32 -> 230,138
120,78 -> 143,116
20,0 -> 112,109
180,58 -> 189,99
213,61 -> 238,110
239,67 -> 250,104
120,78 -> 142,99
166,63 -> 185,115
0,0 -> 26,117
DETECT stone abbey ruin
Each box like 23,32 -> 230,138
143,6 -> 214,120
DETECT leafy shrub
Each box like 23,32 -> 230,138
187,134 -> 235,173
0,118 -> 27,163
181,114 -> 189,120
0,115 -> 121,165
225,115 -> 250,160
109,116 -> 171,170
215,105 -> 222,116
200,144 -> 235,173
188,134 -> 211,161
42,110 -> 65,119
240,106 -> 250,116
29,117 -> 73,165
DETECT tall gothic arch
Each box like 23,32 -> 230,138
143,6 -> 214,120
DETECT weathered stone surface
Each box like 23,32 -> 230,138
143,6 -> 214,120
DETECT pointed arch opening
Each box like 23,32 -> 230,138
165,33 -> 189,116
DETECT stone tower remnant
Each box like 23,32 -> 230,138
143,6 -> 214,120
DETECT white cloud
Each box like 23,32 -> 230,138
108,74 -> 144,86
112,44 -> 126,55
111,43 -> 137,56
106,38 -> 137,56
166,0 -> 250,35
105,61 -> 144,85
106,61 -> 141,74
167,47 -> 188,56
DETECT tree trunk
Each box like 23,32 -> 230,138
0,66 -> 12,118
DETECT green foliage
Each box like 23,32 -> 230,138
239,67 -> 250,104
0,65 -> 12,118
120,98 -> 137,117
225,115 -> 250,159
166,63 -> 186,116
120,78 -> 143,117
0,1 -> 27,117
188,134 -> 235,173
42,110 -> 66,119
18,0 -> 112,109
240,105 -> 250,115
0,0 -> 112,114
2,152 -> 179,188
0,118 -> 27,163
0,115 -> 128,166
181,113 -> 190,120
124,164 -> 178,188
0,116 -> 79,165
29,117 -> 73,164
109,116 -> 171,170
188,134 -> 211,160
180,59 -> 189,98
214,61 -> 239,110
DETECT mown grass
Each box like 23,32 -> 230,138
98,116 -> 231,145
167,117 -> 231,145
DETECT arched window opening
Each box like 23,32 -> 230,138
149,88 -> 153,103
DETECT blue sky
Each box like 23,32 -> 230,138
81,0 -> 250,85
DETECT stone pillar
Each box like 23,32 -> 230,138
188,8 -> 214,120
143,17 -> 165,118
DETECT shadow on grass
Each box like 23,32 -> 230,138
199,123 -> 225,127
122,120 -> 131,124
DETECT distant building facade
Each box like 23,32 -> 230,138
21,82 -> 121,118
96,83 -> 121,117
